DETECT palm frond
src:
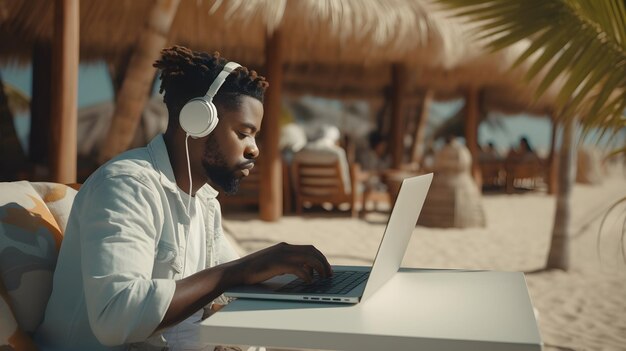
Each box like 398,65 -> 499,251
2,83 -> 30,114
439,0 -> 626,137
596,196 -> 626,267
604,145 -> 626,160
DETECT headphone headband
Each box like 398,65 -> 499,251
179,60 -> 241,140
205,61 -> 241,99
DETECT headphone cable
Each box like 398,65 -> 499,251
185,133 -> 192,216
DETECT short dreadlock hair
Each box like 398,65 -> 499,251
153,45 -> 269,127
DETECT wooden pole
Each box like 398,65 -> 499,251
50,0 -> 79,183
259,29 -> 284,221
390,64 -> 408,169
0,73 -> 29,180
464,86 -> 481,188
410,89 -> 433,166
30,42 -> 53,166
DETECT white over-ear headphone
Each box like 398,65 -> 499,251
180,61 -> 241,212
179,61 -> 242,138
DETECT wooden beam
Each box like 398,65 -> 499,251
259,29 -> 284,221
30,42 -> 53,166
390,64 -> 408,169
410,89 -> 433,166
464,86 -> 481,188
0,74 -> 28,180
50,0 -> 79,183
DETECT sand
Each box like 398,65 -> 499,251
221,168 -> 626,351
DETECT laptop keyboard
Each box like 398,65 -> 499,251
277,271 -> 369,295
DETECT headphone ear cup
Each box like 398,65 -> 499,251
204,101 -> 219,137
179,98 -> 218,138
179,61 -> 239,138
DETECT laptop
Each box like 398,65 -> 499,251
224,173 -> 433,304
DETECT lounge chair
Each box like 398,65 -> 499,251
291,158 -> 360,217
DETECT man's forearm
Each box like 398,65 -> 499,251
157,260 -> 242,330
156,242 -> 332,331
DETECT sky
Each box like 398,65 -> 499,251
1,61 -> 575,155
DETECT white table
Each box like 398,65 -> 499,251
199,269 -> 542,350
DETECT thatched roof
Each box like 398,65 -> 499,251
0,0 -> 560,112
0,0 -> 440,66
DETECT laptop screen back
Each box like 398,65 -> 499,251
360,173 -> 432,301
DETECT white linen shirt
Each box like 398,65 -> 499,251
35,134 -> 239,351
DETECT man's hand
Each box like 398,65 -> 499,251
231,242 -> 333,286
159,242 -> 331,330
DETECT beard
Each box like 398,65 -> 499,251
201,135 -> 241,195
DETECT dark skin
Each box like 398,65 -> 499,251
159,95 -> 332,330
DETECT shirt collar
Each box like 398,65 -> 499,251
147,134 -> 219,200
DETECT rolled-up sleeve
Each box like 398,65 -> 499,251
79,175 -> 176,346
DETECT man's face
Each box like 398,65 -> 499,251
200,95 -> 263,194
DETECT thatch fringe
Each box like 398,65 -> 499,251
0,0 -> 560,111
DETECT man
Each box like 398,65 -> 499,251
35,46 -> 331,351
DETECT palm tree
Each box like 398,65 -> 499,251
98,0 -> 180,163
439,0 -> 626,270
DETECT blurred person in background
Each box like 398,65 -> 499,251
279,122 -> 308,163
507,136 -> 539,162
